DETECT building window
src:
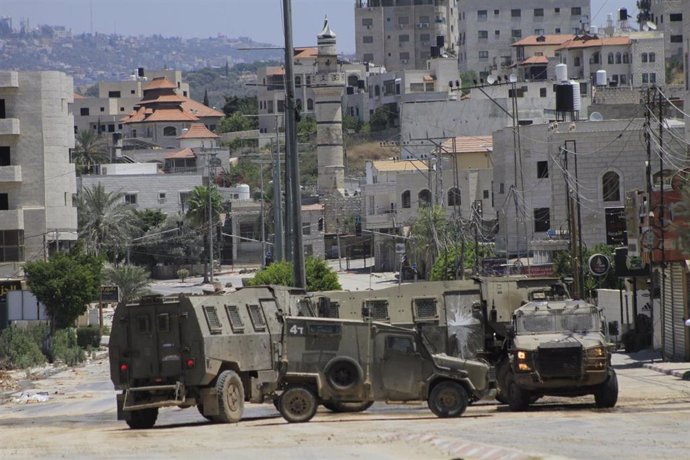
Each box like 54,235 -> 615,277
418,189 -> 431,208
163,126 -> 177,136
307,99 -> 314,111
534,28 -> 545,36
362,18 -> 373,27
477,10 -> 487,21
623,52 -> 629,63
540,87 -> 547,97
158,192 -> 166,204
571,7 -> 581,16
478,30 -> 488,40
499,183 -> 505,194
363,53 -> 374,62
537,161 -> 549,178
649,52 -> 656,63
554,8 -> 560,14
302,222 -> 311,235
80,107 -> 89,116
399,34 -> 410,44
670,13 -> 683,22
108,91 -> 121,98
448,187 -> 461,206
555,27 -> 561,33
511,29 -> 522,40
602,171 -> 620,202
483,190 -> 489,199
670,35 -> 683,43
398,16 -> 409,25
533,208 -> 550,232
620,74 -> 627,85
0,146 -> 10,166
495,30 -> 500,38
511,9 -> 521,18
650,73 -> 656,83
124,193 -> 138,205
574,56 -> 581,67
641,53 -> 648,63
608,53 -> 614,64
642,73 -> 649,83
0,230 -> 24,262
534,8 -> 544,17
615,52 -> 621,64
402,190 -> 411,209
478,50 -> 489,60
295,76 -> 301,87
0,192 -> 8,210
363,35 -> 373,44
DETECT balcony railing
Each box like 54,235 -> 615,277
0,165 -> 22,183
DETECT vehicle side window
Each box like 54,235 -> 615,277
203,305 -> 223,335
386,336 -> 415,354
362,300 -> 389,320
157,313 -> 170,332
247,304 -> 266,331
225,305 -> 244,333
136,314 -> 150,333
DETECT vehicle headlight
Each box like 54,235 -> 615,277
587,346 -> 605,358
517,350 -> 527,360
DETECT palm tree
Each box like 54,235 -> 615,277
72,130 -> 109,175
77,184 -> 139,259
185,185 -> 224,282
106,264 -> 150,304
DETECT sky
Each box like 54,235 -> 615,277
2,0 -> 640,54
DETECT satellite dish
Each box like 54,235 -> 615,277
486,75 -> 496,85
646,21 -> 657,31
589,112 -> 604,121
508,74 -> 518,83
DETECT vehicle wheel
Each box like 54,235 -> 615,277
594,370 -> 618,408
428,381 -> 468,418
126,408 -> 158,429
507,377 -> 530,411
322,400 -> 374,413
324,357 -> 363,392
215,370 -> 245,423
279,386 -> 318,423
197,404 -> 215,422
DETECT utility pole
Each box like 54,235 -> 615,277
282,0 -> 306,288
272,114 -> 284,261
561,144 -> 581,299
657,86 -> 668,351
207,152 -> 219,283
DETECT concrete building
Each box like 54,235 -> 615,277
0,71 -> 78,277
354,0 -> 459,71
491,119 -> 687,255
648,0 -> 684,61
457,0 -> 590,78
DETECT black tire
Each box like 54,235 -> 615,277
322,400 -> 374,413
324,357 -> 363,392
126,408 -> 158,429
594,370 -> 618,408
428,381 -> 469,418
507,376 -> 530,411
279,386 -> 318,423
215,370 -> 245,423
272,396 -> 281,412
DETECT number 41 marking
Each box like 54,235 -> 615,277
289,324 -> 304,335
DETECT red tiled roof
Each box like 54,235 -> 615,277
178,123 -> 219,139
144,108 -> 199,122
512,34 -> 575,47
139,94 -> 187,104
294,47 -> 318,60
440,135 -> 493,154
143,76 -> 178,90
165,148 -> 195,159
558,36 -> 631,50
519,56 -> 549,65
180,98 -> 224,118
422,75 -> 435,82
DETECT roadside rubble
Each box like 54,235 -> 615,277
13,391 -> 50,404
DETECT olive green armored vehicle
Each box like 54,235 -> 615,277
275,316 -> 495,423
499,300 -> 617,411
109,285 -> 311,429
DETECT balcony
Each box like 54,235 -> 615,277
0,118 -> 20,136
0,209 -> 23,231
0,165 -> 22,183
0,71 -> 19,88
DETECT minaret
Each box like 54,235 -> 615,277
314,17 -> 346,194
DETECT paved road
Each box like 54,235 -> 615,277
1,353 -> 689,459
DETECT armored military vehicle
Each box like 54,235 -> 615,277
499,300 -> 617,411
275,316 -> 495,423
109,285 -> 311,429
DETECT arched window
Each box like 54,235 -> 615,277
348,74 -> 359,87
418,189 -> 431,208
622,52 -> 629,64
307,98 -> 314,111
592,52 -> 600,64
607,52 -> 614,64
295,76 -> 302,87
401,190 -> 411,209
375,85 -> 381,96
602,171 -> 620,202
615,52 -> 622,64
163,126 -> 177,136
448,187 -> 461,206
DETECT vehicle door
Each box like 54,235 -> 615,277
444,290 -> 483,359
155,304 -> 183,379
128,303 -> 182,381
374,332 -> 425,400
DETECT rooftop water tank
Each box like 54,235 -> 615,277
571,81 -> 581,113
596,69 -> 607,86
236,183 -> 251,200
555,63 -> 568,83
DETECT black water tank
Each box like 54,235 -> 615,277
137,67 -> 145,77
346,86 -> 354,95
357,79 -> 365,89
619,8 -> 628,21
431,46 -> 440,58
555,84 -> 574,112
436,35 -> 445,48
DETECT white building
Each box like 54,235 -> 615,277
0,71 -> 78,277
648,0 -> 684,61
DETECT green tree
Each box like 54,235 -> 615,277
636,1 -> 652,26
245,257 -> 341,291
553,244 -> 618,300
408,206 -> 448,280
369,106 -> 391,132
222,95 -> 258,119
429,241 -> 494,281
297,115 -> 317,143
72,130 -> 109,175
216,111 -> 254,133
106,264 -> 150,304
342,114 -> 362,133
77,184 -> 139,259
134,208 -> 167,233
185,186 -> 224,282
24,250 -> 104,333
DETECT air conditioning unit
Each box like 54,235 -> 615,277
416,23 -> 423,28
423,23 -> 429,28
401,59 -> 408,64
400,24 -> 405,29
